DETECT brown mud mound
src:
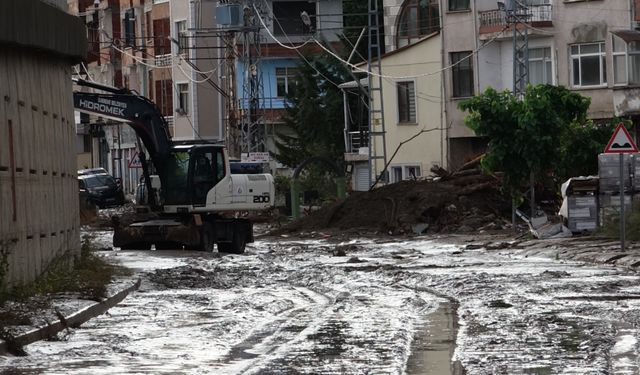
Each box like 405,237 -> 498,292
281,173 -> 512,235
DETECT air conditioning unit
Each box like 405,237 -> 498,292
216,4 -> 242,29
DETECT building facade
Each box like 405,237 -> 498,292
347,0 -> 640,191
443,0 -> 639,167
231,0 -> 343,168
170,0 -> 225,142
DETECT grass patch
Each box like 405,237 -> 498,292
0,234 -> 131,304
598,205 -> 640,241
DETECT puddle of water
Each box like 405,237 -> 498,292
406,301 -> 464,375
611,322 -> 639,374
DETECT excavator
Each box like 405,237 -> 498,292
73,78 -> 274,253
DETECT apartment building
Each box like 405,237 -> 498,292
343,0 -> 443,190
232,0 -> 343,165
69,0 -> 173,194
170,1 -> 225,141
71,0 -> 226,195
346,0 -> 640,191
443,0 -> 638,168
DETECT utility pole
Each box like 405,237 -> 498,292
507,0 -> 530,99
240,2 -> 266,155
217,0 -> 266,159
223,30 -> 241,159
503,0 -> 532,227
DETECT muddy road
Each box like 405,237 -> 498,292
1,232 -> 640,374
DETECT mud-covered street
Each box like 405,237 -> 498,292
2,231 -> 640,374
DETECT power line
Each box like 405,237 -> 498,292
254,4 -> 508,80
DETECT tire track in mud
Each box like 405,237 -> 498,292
213,286 -> 334,373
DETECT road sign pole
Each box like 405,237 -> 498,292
603,123 -> 637,252
620,153 -> 625,252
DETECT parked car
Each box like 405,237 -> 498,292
78,172 -> 125,208
78,167 -> 108,176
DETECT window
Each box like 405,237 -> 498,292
528,47 -> 553,85
613,35 -> 640,86
571,42 -> 606,87
153,18 -> 170,56
124,8 -> 136,47
397,81 -> 416,123
449,0 -> 470,11
397,0 -> 440,48
276,67 -> 298,97
451,51 -> 474,97
273,1 -> 316,36
391,165 -> 422,182
176,21 -> 188,55
83,134 -> 92,153
154,79 -> 173,116
177,83 -> 189,115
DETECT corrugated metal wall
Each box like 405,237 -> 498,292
0,49 -> 81,286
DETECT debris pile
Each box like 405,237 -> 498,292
281,159 -> 513,235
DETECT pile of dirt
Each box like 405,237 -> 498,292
280,167 -> 512,235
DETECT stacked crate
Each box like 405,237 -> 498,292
598,153 -> 632,192
567,195 -> 598,232
598,153 -> 638,226
563,178 -> 599,232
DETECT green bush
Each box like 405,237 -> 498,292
0,234 -> 130,304
598,206 -> 640,241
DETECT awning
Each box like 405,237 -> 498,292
612,30 -> 640,43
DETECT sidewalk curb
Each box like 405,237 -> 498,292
0,278 -> 141,355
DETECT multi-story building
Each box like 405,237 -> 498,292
444,0 -> 638,167
346,0 -> 640,190
170,1 -> 225,141
230,0 -> 343,167
344,0 -> 444,190
70,0 -> 229,195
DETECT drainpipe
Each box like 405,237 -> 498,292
190,1 -> 199,138
342,90 -> 349,153
439,0 -> 447,169
472,0 -> 480,97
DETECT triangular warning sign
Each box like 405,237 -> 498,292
604,123 -> 638,153
128,151 -> 142,168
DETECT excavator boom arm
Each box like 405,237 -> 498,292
72,78 -> 173,210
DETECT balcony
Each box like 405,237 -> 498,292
344,131 -> 369,162
154,54 -> 172,67
478,4 -> 552,35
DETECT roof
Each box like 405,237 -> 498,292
353,31 -> 440,69
0,0 -> 87,62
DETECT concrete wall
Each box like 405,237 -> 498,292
0,50 -> 81,286
0,0 -> 85,287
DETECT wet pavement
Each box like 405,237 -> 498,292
1,231 -> 640,374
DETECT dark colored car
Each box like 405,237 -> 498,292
78,173 -> 125,208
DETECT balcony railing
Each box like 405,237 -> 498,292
164,116 -> 174,128
154,54 -> 172,67
346,131 -> 369,153
479,4 -> 552,31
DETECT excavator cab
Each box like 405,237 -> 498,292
161,145 -> 226,207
